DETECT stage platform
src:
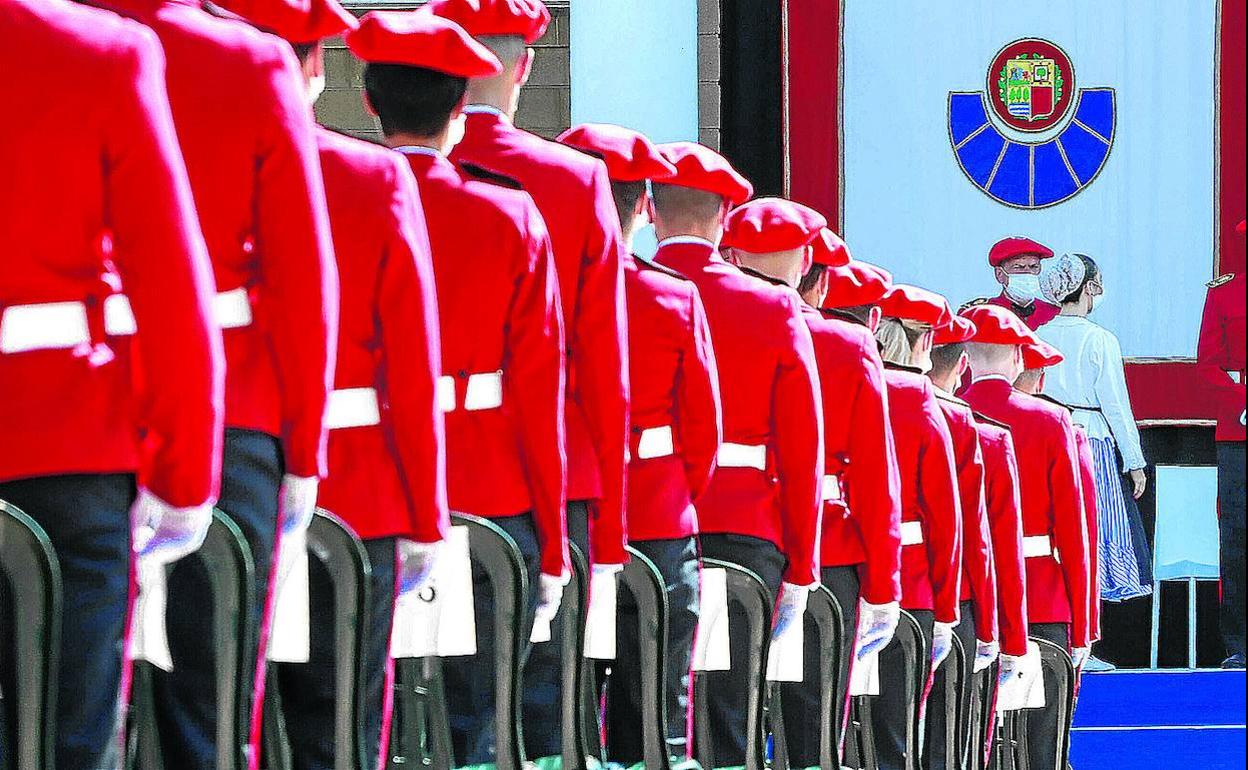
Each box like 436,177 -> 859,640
1070,669 -> 1246,769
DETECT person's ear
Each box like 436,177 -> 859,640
868,306 -> 883,333
994,266 -> 1009,287
635,189 -> 650,220
817,270 -> 831,304
800,245 -> 814,276
955,350 -> 971,379
516,48 -> 535,86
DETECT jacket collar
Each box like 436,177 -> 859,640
654,237 -> 720,274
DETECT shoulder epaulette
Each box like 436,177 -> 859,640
821,307 -> 868,327
738,265 -> 790,289
458,161 -> 524,190
634,255 -> 690,282
1207,273 -> 1235,289
1032,393 -> 1074,413
933,389 -> 972,409
973,412 -> 1010,430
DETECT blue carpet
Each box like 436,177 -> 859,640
1070,670 -> 1245,769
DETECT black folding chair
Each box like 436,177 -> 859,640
968,663 -> 998,770
1034,638 -> 1077,770
844,609 -> 924,770
263,510 -> 371,770
0,499 -> 62,770
770,585 -> 845,770
128,509 -> 255,770
559,542 -> 597,769
927,633 -> 968,770
614,547 -> 672,770
692,559 -> 773,770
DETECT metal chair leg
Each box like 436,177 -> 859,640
617,547 -> 672,770
561,543 -> 593,770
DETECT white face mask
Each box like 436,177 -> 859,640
307,74 -> 326,107
1005,273 -> 1043,304
1091,285 -> 1107,311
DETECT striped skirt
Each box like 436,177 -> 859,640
1089,436 -> 1154,601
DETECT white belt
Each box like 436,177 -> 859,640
213,287 -> 253,330
716,442 -> 767,471
900,520 -> 925,547
438,371 -> 504,413
1022,535 -> 1059,561
0,294 -> 136,353
821,474 -> 844,502
636,425 -> 675,460
325,387 -> 381,430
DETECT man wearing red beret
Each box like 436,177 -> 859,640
558,123 -> 723,765
96,0 -> 340,763
961,305 -> 1093,770
981,236 -> 1060,330
652,148 -> 824,767
346,10 -> 571,765
425,2 -> 631,757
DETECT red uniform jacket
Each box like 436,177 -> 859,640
314,130 -> 449,543
936,392 -> 998,643
452,107 -> 629,565
884,367 -> 963,624
974,419 -> 1029,657
624,258 -> 722,542
102,0 -> 337,479
804,307 -> 902,605
402,147 -> 568,578
1074,427 -> 1102,641
987,293 -> 1059,331
0,0 -> 223,508
656,240 -> 824,585
963,375 -> 1092,647
1196,272 -> 1245,443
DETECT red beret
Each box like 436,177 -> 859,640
346,11 -> 502,77
720,198 -> 827,253
877,284 -> 953,328
959,304 -> 1038,346
989,236 -> 1054,267
1022,338 -> 1064,369
655,142 -> 754,207
555,124 -> 675,183
811,228 -> 852,267
219,0 -> 356,43
425,0 -> 550,45
933,315 -> 977,345
823,259 -> 893,309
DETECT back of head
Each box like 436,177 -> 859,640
929,342 -> 966,380
966,341 -> 1021,378
651,182 -> 726,237
876,317 -> 918,367
364,64 -> 468,138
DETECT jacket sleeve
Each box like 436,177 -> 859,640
107,29 -> 224,508
1050,411 -> 1093,647
772,295 -> 825,586
1091,330 -> 1145,472
574,163 -> 630,565
1075,430 -> 1102,641
506,207 -> 570,578
919,391 -> 963,625
847,345 -> 903,604
676,286 -> 722,504
986,431 -> 1029,656
959,427 -> 997,643
251,42 -> 338,479
377,159 -> 449,543
1195,287 -> 1245,419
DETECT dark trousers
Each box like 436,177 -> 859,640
153,428 -> 282,769
444,512 -> 541,766
276,537 -> 396,770
697,533 -> 785,768
1218,443 -> 1246,658
779,565 -> 861,767
0,474 -> 134,770
873,608 -> 935,770
925,601 -> 977,770
521,501 -> 590,760
604,536 -> 701,763
1023,623 -> 1071,770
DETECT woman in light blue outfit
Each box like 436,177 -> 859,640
1039,254 -> 1153,608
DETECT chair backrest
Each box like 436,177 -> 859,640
969,664 -> 998,770
769,585 -> 844,770
617,547 -> 672,770
895,610 -> 925,770
0,499 -> 62,770
693,558 -> 772,770
560,543 -> 594,769
1153,465 -> 1221,581
1034,637 -> 1076,770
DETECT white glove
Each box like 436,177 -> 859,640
592,563 -> 625,580
974,639 -> 1001,673
132,488 -> 213,565
397,539 -> 444,595
855,599 -> 901,661
998,653 -> 1025,687
771,582 -> 814,639
931,621 -> 957,669
533,571 -> 569,632
279,474 -> 318,536
1071,646 -> 1091,669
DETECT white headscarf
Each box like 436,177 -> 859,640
1041,253 -> 1088,305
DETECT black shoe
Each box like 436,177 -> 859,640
1220,653 -> 1246,669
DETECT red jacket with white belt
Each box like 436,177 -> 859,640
314,130 -> 449,543
884,366 -> 963,624
403,148 -> 568,577
803,307 -> 902,604
0,0 -> 223,508
974,419 -> 1029,657
963,375 -> 1092,647
452,108 -> 629,565
656,239 -> 823,586
102,0 -> 337,479
624,258 -> 721,542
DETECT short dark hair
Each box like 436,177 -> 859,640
798,263 -> 827,296
364,63 -> 468,138
929,342 -> 966,378
610,180 -> 647,225
650,183 -> 726,228
291,41 -> 318,64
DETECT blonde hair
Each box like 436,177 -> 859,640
876,317 -> 929,367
